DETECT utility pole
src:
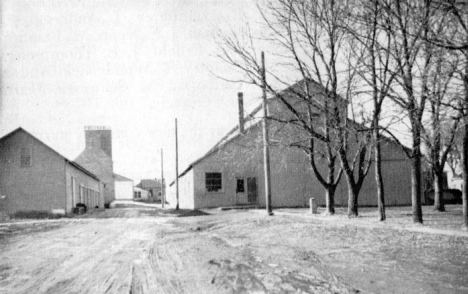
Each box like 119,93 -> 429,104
261,51 -> 273,216
161,148 -> 165,209
175,118 -> 179,210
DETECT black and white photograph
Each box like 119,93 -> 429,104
0,1 -> 467,293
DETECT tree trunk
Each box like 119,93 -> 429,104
462,123 -> 468,228
433,169 -> 445,212
462,51 -> 468,229
374,130 -> 386,221
410,153 -> 423,223
347,185 -> 359,218
325,186 -> 336,215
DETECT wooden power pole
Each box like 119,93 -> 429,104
175,118 -> 179,210
261,51 -> 273,215
161,148 -> 165,209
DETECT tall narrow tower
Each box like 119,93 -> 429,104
76,126 -> 115,207
84,126 -> 112,158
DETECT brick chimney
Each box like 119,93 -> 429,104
238,92 -> 244,134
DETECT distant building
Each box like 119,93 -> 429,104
133,186 -> 149,200
114,173 -> 134,201
75,127 -> 115,207
0,128 -> 103,215
136,179 -> 163,201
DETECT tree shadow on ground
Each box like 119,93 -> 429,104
141,209 -> 210,218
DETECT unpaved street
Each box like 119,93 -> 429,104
0,207 -> 467,294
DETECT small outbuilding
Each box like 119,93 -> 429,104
133,187 -> 149,201
114,173 -> 134,201
136,179 -> 163,202
0,128 -> 104,216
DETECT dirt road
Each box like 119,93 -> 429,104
0,207 -> 467,293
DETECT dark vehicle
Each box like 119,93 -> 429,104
425,189 -> 462,205
74,203 -> 87,214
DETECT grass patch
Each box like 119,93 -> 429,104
10,210 -> 64,220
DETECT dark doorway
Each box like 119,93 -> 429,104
247,177 -> 257,203
236,179 -> 245,193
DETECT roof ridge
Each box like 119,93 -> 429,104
0,127 -> 100,181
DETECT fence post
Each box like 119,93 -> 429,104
310,198 -> 317,214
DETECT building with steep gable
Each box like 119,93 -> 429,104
0,128 -> 103,215
168,80 -> 416,209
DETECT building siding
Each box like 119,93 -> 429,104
115,180 -> 134,200
65,164 -> 103,213
0,131 -> 65,214
171,118 -> 413,210
75,148 -> 115,205
0,129 -> 102,215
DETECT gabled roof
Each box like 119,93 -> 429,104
75,146 -> 112,164
0,127 -> 100,181
134,186 -> 147,192
170,78 -> 409,186
169,80 -> 310,186
137,179 -> 162,189
114,173 -> 133,182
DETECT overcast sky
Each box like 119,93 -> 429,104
0,0 -> 268,183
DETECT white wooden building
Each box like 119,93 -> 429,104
114,174 -> 134,201
168,80 -> 415,209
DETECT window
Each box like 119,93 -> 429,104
236,179 -> 245,193
206,172 -> 222,192
79,186 -> 84,203
71,177 -> 76,207
20,147 -> 32,167
87,189 -> 91,205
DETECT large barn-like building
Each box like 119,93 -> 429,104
0,128 -> 103,216
168,80 -> 417,210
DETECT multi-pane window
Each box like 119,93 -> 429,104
206,172 -> 222,192
20,147 -> 32,167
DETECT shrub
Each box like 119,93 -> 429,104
11,210 -> 62,219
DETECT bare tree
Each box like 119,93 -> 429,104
217,0 -> 375,217
421,49 -> 460,212
375,0 -> 442,224
423,0 -> 468,228
346,0 -> 399,221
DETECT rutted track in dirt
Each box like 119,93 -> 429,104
0,209 -> 358,294
2,207 -> 466,293
0,216 -> 168,294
